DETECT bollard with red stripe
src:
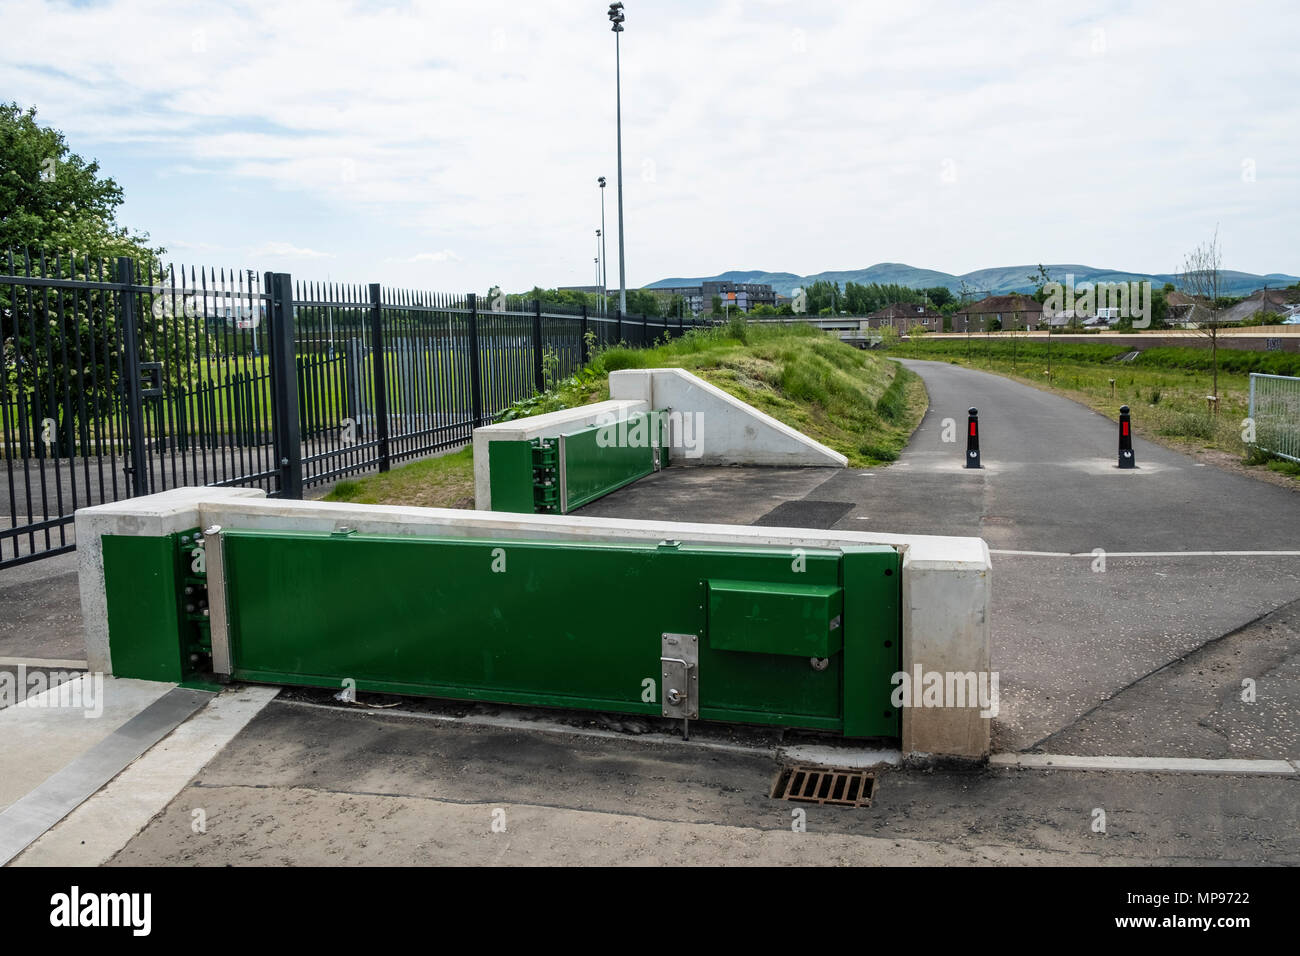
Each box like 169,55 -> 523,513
966,406 -> 981,469
1118,405 -> 1135,468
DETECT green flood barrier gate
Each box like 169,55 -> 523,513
487,410 -> 669,514
101,524 -> 903,739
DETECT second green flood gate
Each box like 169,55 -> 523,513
106,526 -> 903,739
487,410 -> 668,514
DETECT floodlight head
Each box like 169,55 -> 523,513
598,176 -> 606,187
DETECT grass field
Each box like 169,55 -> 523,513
324,323 -> 927,508
891,335 -> 1299,481
326,445 -> 475,509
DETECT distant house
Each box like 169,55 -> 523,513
864,302 -> 943,332
1218,288 -> 1300,324
1166,291 -> 1213,327
951,295 -> 1043,333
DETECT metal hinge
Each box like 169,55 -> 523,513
531,438 -> 559,513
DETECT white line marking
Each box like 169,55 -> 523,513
990,549 -> 1071,557
989,549 -> 1300,558
990,753 -> 1296,775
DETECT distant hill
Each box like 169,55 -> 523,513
646,262 -> 1300,299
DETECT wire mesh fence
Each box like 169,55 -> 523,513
1250,372 -> 1300,463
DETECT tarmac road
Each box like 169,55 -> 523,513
582,359 -> 1300,754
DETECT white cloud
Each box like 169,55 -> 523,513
388,251 -> 462,264
250,241 -> 334,259
0,0 -> 1296,289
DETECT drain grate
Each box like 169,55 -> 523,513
771,765 -> 875,808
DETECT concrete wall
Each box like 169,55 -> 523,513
609,368 -> 847,467
76,488 -> 992,760
472,399 -> 648,510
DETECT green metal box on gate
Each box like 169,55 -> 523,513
708,580 -> 844,659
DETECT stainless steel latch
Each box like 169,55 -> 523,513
661,632 -> 699,739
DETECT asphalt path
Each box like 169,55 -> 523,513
583,359 -> 1300,754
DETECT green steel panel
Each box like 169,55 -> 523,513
487,440 -> 537,514
561,411 -> 661,512
219,530 -> 881,729
707,580 -> 844,658
841,547 -> 903,738
103,533 -> 186,682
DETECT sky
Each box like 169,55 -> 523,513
2,0 -> 1296,293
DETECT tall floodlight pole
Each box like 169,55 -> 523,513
608,3 -> 627,313
597,176 -> 608,311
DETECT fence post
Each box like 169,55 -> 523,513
467,292 -> 484,428
532,298 -> 545,393
116,256 -> 151,497
368,283 -> 390,472
266,272 -> 303,498
580,304 -> 590,365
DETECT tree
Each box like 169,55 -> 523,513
1178,229 -> 1226,406
1027,264 -> 1053,302
924,286 -> 955,309
804,280 -> 841,314
624,288 -> 661,317
710,294 -> 723,316
0,102 -> 159,260
1,103 -> 171,456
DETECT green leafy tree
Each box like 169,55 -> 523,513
804,280 -> 841,314
1,103 -> 177,456
0,102 -> 159,260
624,288 -> 661,317
1026,264 -> 1053,303
924,286 -> 955,308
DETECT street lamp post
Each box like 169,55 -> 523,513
608,3 -> 627,314
597,176 -> 608,312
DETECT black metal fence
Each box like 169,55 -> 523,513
0,251 -> 709,568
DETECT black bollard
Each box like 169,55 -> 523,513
1118,405 -> 1135,468
966,406 -> 981,469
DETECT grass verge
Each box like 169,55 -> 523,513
323,445 -> 474,508
577,322 -> 926,466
